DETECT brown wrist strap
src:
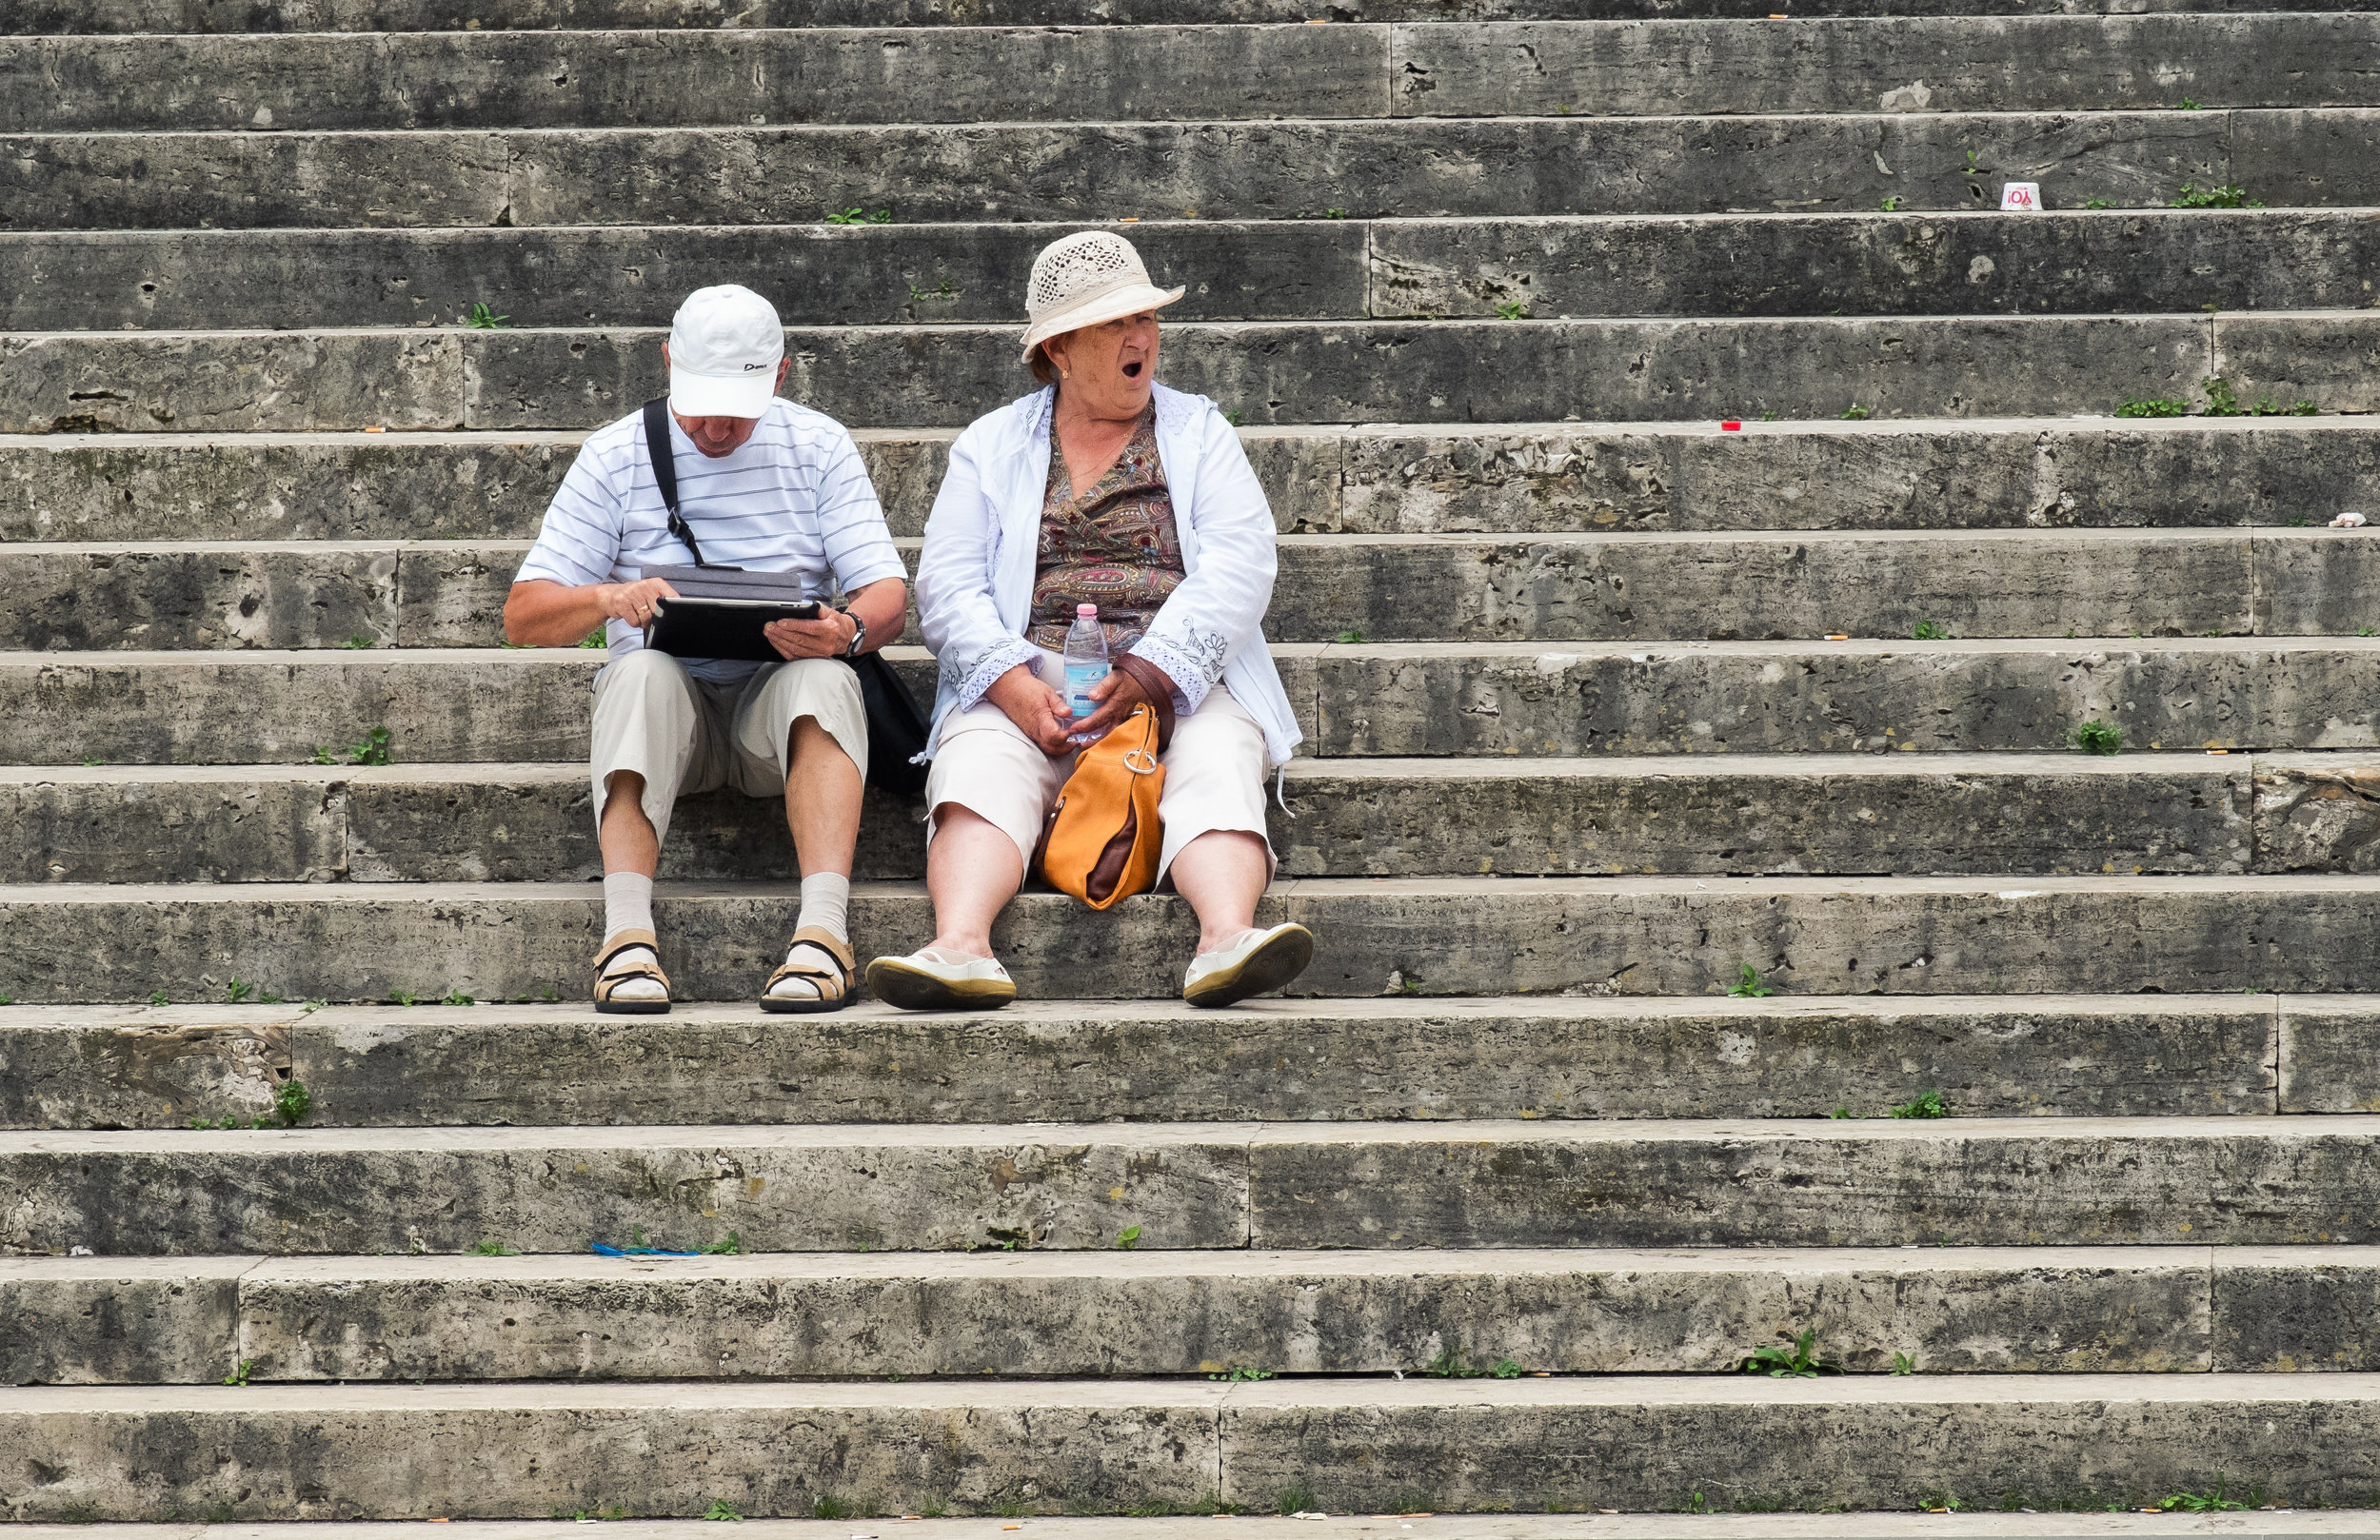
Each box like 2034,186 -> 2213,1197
1115,653 -> 1178,752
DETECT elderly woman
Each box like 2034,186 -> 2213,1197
864,231 -> 1312,1010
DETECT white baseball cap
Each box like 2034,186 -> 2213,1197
667,285 -> 783,418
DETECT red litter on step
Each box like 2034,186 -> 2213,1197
1720,421 -> 1742,431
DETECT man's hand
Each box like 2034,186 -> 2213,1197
598,577 -> 680,629
985,662 -> 1075,757
764,607 -> 858,661
1069,667 -> 1157,744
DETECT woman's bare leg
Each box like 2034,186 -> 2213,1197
922,805 -> 1026,958
1168,830 -> 1272,955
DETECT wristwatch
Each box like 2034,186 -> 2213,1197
838,607 -> 866,659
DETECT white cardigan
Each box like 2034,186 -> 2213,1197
914,381 -> 1302,768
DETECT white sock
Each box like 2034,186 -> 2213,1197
599,873 -> 665,1000
796,872 -> 851,942
768,874 -> 853,1001
603,872 -> 656,945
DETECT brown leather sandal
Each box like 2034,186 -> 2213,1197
592,927 -> 672,1016
759,925 -> 855,1015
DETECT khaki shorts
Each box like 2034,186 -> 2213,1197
924,654 -> 1273,885
589,649 -> 868,842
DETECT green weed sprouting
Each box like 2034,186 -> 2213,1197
1742,1328 -> 1841,1378
1727,964 -> 1775,998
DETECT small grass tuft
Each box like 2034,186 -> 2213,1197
1911,620 -> 1950,641
461,302 -> 509,329
1275,1484 -> 1319,1516
2159,1477 -> 2258,1513
1208,1365 -> 1276,1382
1727,963 -> 1775,998
2070,718 -> 2123,756
702,1500 -> 743,1522
1892,1351 -> 1917,1373
226,977 -> 255,1004
1841,403 -> 1871,421
2115,396 -> 2190,419
1889,1088 -> 1949,1119
466,1238 -> 519,1256
698,1231 -> 743,1255
273,1078 -> 312,1126
223,1358 -> 254,1387
314,726 -> 394,767
2171,181 -> 2261,208
1335,628 -> 1367,644
1114,1224 -> 1142,1249
823,207 -> 892,226
1493,299 -> 1531,320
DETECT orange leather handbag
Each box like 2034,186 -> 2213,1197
1035,701 -> 1168,910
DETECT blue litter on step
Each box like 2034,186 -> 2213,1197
591,1242 -> 702,1258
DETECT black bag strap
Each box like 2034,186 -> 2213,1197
642,397 -> 729,569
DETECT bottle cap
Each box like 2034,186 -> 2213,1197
1076,603 -> 1099,618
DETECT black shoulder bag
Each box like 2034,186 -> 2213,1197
641,398 -> 930,798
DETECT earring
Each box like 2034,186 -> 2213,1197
1061,369 -> 1070,379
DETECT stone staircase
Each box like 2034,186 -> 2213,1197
9,0 -> 2380,1524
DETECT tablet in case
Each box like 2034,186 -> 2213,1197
637,564 -> 818,662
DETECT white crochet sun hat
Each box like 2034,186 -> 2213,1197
1020,230 -> 1185,363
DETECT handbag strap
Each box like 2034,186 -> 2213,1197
642,396 -> 729,570
1114,653 -> 1177,752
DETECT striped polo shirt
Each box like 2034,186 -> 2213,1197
516,398 -> 907,683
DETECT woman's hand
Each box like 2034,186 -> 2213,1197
985,663 -> 1075,756
764,607 -> 858,661
1069,667 -> 1156,743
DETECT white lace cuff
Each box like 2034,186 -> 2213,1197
951,637 -> 1042,716
1128,636 -> 1210,716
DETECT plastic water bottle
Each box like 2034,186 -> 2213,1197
1061,602 -> 1108,720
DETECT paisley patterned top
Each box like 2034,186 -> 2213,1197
1027,405 -> 1186,653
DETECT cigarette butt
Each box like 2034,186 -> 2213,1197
364,425 -> 386,433
1826,633 -> 1850,642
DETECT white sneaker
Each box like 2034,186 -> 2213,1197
1183,923 -> 1315,1008
864,947 -> 1018,1011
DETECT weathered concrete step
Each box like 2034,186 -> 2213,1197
6,17 -> 2369,135
0,1524 -> 2363,1540
12,211 -> 2377,332
10,1373 -> 2380,1517
14,1243 -> 2352,1383
10,1116 -> 2380,1255
16,640 -> 2380,765
2,874 -> 2378,1003
21,751 -> 2380,885
17,528 -> 2372,651
7,0 -> 2342,32
10,418 -> 2375,543
0,991 -> 2293,1131
11,109 -> 2354,230
6,312 -> 2368,433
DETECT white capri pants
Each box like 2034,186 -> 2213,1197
589,648 -> 869,843
924,653 -> 1274,885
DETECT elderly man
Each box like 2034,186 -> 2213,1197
504,284 -> 908,1014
